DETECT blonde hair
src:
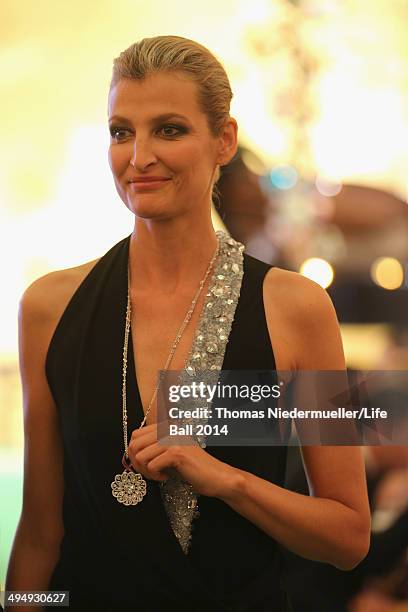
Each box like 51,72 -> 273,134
110,35 -> 233,138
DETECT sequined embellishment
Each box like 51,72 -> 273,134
159,230 -> 244,554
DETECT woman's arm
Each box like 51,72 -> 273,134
220,447 -> 369,570
5,276 -> 65,611
218,271 -> 371,570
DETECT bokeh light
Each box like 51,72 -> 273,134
315,176 -> 343,197
371,257 -> 404,290
269,164 -> 298,190
299,257 -> 334,288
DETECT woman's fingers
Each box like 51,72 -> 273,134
129,424 -> 157,452
134,441 -> 167,467
128,426 -> 170,481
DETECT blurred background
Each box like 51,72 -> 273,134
1,0 -> 407,609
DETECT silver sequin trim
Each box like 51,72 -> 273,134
159,231 -> 244,554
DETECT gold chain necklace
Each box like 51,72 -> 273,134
111,239 -> 220,506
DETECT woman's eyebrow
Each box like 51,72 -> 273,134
153,113 -> 190,122
108,114 -> 132,124
108,113 -> 189,124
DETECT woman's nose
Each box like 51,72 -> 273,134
129,138 -> 157,170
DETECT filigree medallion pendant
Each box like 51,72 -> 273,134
111,470 -> 147,506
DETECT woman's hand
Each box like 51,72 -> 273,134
127,423 -> 241,499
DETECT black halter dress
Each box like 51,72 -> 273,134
45,234 -> 291,612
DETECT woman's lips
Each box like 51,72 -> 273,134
128,178 -> 171,190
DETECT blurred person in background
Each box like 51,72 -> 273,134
216,146 -> 283,265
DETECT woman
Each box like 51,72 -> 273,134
6,36 -> 370,612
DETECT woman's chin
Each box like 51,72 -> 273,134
126,195 -> 166,217
127,201 -> 177,221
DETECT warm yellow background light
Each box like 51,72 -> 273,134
340,324 -> 392,369
371,256 -> 404,290
299,257 -> 334,288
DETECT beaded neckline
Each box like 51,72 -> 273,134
159,230 -> 245,554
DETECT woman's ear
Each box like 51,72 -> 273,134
216,117 -> 238,167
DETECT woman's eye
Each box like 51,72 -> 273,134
109,127 -> 130,141
159,124 -> 185,137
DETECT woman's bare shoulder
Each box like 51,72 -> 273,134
264,268 -> 344,370
263,266 -> 344,370
264,266 -> 336,323
20,258 -> 101,326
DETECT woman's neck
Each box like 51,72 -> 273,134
129,216 -> 219,294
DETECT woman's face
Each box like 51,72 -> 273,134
108,71 -> 236,221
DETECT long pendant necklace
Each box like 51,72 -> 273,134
111,239 -> 220,506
